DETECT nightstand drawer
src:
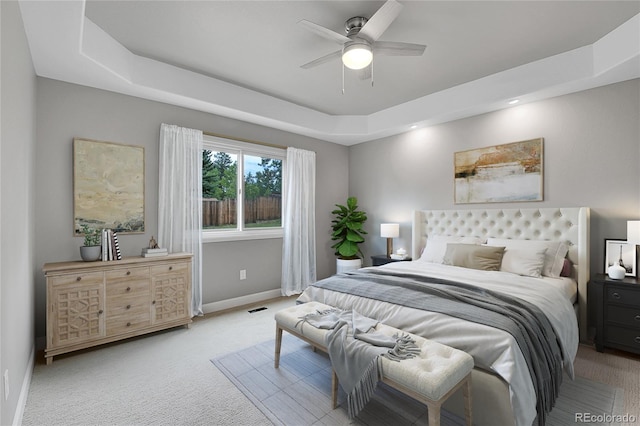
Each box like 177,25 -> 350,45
605,325 -> 640,349
606,305 -> 640,328
606,286 -> 640,305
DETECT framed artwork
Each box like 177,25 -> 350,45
604,239 -> 637,277
454,138 -> 543,204
73,138 -> 145,236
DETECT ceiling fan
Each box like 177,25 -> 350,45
298,0 -> 426,76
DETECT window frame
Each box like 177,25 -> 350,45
202,135 -> 285,243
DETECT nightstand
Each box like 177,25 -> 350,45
371,254 -> 412,266
588,273 -> 640,355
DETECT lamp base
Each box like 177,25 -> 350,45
386,238 -> 393,258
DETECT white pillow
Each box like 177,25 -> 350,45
500,248 -> 547,277
420,235 -> 483,263
486,238 -> 568,277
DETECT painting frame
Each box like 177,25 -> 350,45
604,239 -> 637,277
454,138 -> 544,204
73,138 -> 145,236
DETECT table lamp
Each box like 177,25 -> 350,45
380,223 -> 399,258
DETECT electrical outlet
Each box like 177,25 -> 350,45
240,269 -> 247,280
3,370 -> 9,401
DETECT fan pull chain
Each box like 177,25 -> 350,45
342,64 -> 345,95
371,58 -> 374,87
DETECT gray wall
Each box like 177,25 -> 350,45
350,79 -> 640,278
1,1 -> 37,424
34,78 -> 349,338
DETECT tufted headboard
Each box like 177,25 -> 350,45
412,207 -> 590,341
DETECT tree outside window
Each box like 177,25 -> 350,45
202,139 -> 283,235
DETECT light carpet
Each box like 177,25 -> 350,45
212,334 -> 625,426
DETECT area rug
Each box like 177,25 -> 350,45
211,335 -> 624,426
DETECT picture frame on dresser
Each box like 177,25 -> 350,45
604,239 -> 637,277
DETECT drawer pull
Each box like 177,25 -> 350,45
612,292 -> 621,299
126,271 -> 131,276
152,300 -> 156,305
126,286 -> 131,292
169,266 -> 173,271
126,322 -> 131,327
126,304 -> 131,310
635,337 -> 640,344
636,315 -> 640,322
76,276 -> 81,281
98,310 -> 103,315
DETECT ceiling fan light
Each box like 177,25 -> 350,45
342,43 -> 373,70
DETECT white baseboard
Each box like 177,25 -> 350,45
13,345 -> 34,426
202,289 -> 282,314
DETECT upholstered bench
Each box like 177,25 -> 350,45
274,302 -> 474,426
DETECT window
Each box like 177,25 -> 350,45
202,135 -> 285,242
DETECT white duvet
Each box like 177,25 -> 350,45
297,261 -> 579,426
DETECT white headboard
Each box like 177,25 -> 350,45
412,207 -> 590,341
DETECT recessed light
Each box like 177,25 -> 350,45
508,99 -> 520,105
410,125 -> 418,129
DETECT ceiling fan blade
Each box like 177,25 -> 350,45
373,41 -> 426,56
298,19 -> 350,44
358,0 -> 403,43
300,50 -> 342,69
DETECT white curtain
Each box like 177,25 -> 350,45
282,147 -> 316,296
158,124 -> 203,316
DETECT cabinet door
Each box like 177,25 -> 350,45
49,272 -> 105,348
150,263 -> 191,324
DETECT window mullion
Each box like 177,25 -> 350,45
237,150 -> 244,231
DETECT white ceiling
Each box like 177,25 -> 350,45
19,1 -> 640,145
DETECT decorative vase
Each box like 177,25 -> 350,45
607,261 -> 626,280
80,245 -> 102,262
336,258 -> 362,274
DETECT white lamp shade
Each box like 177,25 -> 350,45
627,220 -> 640,244
380,223 -> 399,238
342,43 -> 373,70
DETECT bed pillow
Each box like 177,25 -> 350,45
443,243 -> 505,271
560,258 -> 573,277
486,238 -> 568,278
500,248 -> 547,277
420,235 -> 483,263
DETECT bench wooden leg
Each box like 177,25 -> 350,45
463,376 -> 473,426
427,402 -> 441,426
274,325 -> 283,368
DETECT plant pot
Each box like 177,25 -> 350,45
336,258 -> 362,274
80,245 -> 102,262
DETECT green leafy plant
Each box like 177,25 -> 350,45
81,224 -> 101,247
331,196 -> 367,259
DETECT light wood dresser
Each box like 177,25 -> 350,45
43,253 -> 193,364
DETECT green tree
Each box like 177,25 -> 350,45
202,151 -> 237,200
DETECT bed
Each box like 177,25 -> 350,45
297,207 -> 590,426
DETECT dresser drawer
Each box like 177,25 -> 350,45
50,271 -> 103,287
606,286 -> 640,305
106,310 -> 152,335
605,325 -> 640,350
606,305 -> 640,328
106,278 -> 149,297
106,294 -> 150,317
150,262 -> 189,276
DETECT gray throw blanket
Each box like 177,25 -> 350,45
310,269 -> 564,426
301,309 -> 420,417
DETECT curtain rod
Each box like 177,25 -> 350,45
203,131 -> 287,150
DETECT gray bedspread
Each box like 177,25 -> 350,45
309,268 -> 564,426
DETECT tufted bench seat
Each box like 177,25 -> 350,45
274,302 -> 474,426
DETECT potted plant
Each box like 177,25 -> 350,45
331,196 -> 367,273
79,224 -> 102,261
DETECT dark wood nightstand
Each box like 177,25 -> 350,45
588,273 -> 640,355
371,254 -> 412,266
